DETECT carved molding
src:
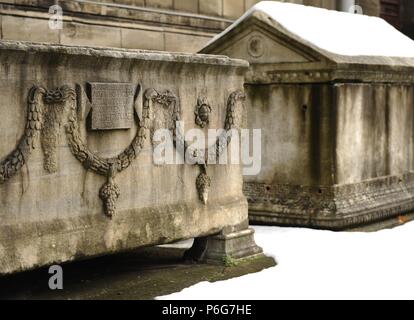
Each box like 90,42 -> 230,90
146,88 -> 245,205
247,69 -> 414,84
247,35 -> 266,58
1,85 -> 244,215
66,84 -> 149,218
146,88 -> 180,147
1,84 -> 150,219
245,173 -> 414,229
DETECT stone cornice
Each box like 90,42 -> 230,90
246,65 -> 414,84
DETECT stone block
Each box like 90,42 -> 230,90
199,0 -> 222,16
245,0 -> 260,10
1,15 -> 59,44
146,0 -> 173,10
112,0 -> 145,6
174,0 -> 198,13
223,0 -> 245,19
165,32 -> 211,53
121,28 -> 164,50
184,228 -> 263,263
61,22 -> 122,48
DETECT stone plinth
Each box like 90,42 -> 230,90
201,2 -> 414,230
0,40 -> 261,275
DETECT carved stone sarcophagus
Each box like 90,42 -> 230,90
201,1 -> 414,230
0,41 -> 262,275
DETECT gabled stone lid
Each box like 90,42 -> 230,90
200,1 -> 414,84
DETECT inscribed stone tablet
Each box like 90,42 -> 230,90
90,82 -> 135,130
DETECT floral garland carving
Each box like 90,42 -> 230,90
1,84 -> 149,218
0,86 -> 45,184
145,88 -> 245,204
41,86 -> 74,173
65,85 -> 150,218
1,85 -> 243,214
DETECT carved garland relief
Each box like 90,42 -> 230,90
146,89 -> 245,204
0,86 -> 44,184
0,83 -> 245,217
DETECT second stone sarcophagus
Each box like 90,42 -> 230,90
0,41 -> 262,275
201,1 -> 414,230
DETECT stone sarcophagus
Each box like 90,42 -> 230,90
0,41 -> 262,275
201,1 -> 414,230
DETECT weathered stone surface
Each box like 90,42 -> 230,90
89,82 -> 135,130
174,0 -> 199,13
0,41 -> 260,275
0,1 -> 384,55
0,0 -> 231,53
1,15 -> 59,43
61,22 -> 122,47
199,0 -> 223,17
185,228 -> 263,263
165,32 -> 211,53
120,28 -> 165,51
201,2 -> 414,230
223,0 -> 245,19
146,0 -> 173,10
245,0 -> 260,10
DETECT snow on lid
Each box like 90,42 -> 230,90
206,1 -> 414,58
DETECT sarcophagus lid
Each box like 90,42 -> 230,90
201,1 -> 414,84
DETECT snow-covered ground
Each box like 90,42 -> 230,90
159,223 -> 414,300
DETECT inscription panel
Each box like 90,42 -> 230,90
90,82 -> 135,130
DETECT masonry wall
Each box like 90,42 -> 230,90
0,0 -> 381,53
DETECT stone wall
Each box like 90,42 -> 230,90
92,0 -> 338,18
0,1 -> 382,53
0,0 -> 230,52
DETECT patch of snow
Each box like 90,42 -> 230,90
205,1 -> 414,58
158,239 -> 193,249
158,222 -> 414,300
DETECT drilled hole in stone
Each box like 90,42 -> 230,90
302,104 -> 308,111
